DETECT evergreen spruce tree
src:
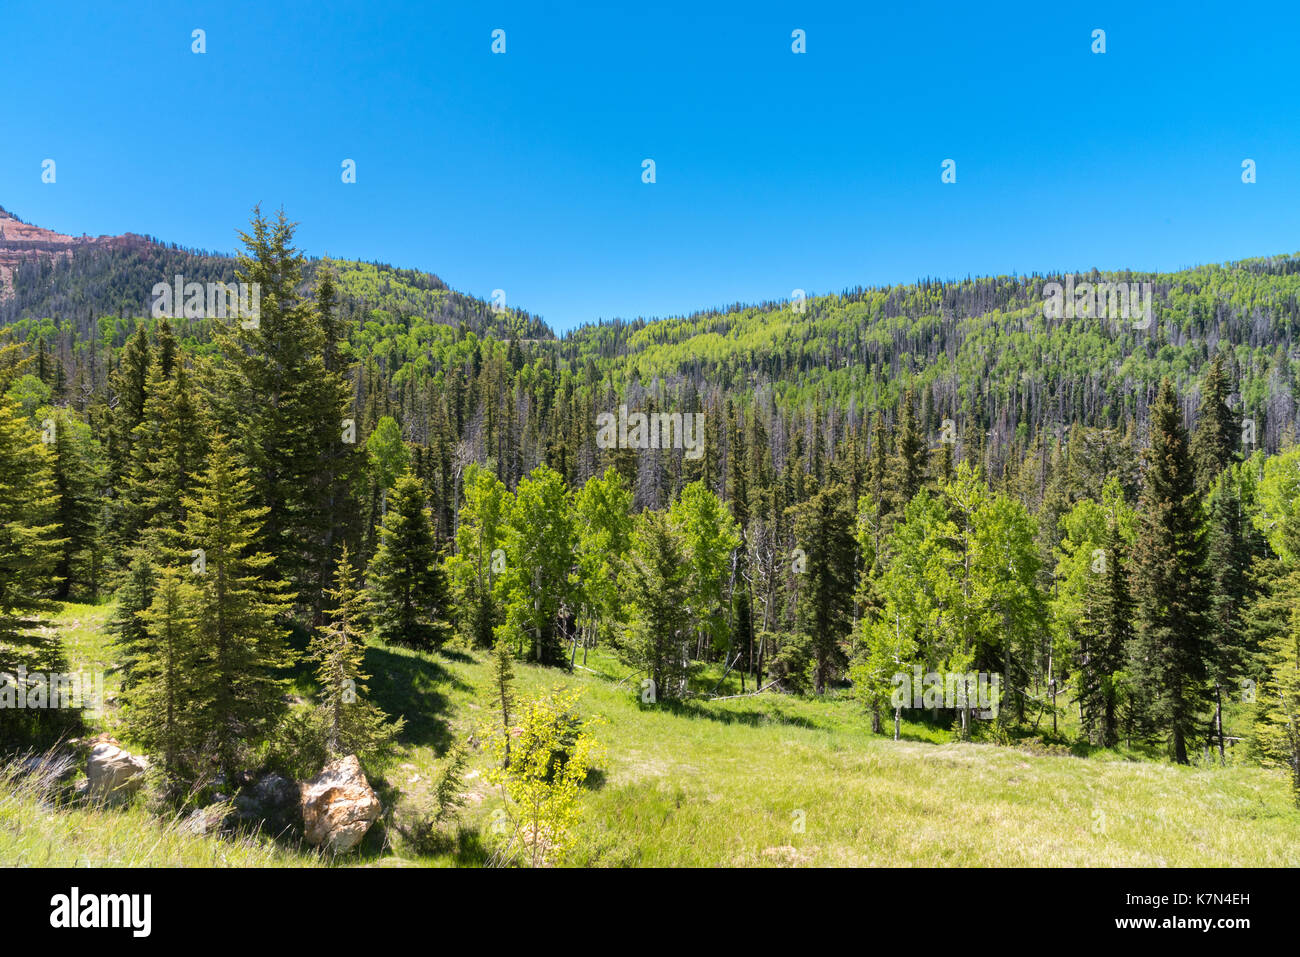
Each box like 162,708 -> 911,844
1129,378 -> 1211,764
48,407 -> 103,599
889,390 -> 927,508
110,549 -> 155,688
0,392 -> 64,691
126,351 -> 203,562
623,509 -> 693,700
114,352 -> 204,688
1190,351 -> 1240,494
789,482 -> 856,693
125,565 -> 200,796
367,470 -> 450,649
306,263 -> 363,621
105,324 -> 150,563
309,546 -> 401,761
210,207 -> 350,616
1253,543 -> 1300,804
183,433 -> 294,784
1080,518 -> 1133,747
1204,472 -> 1264,760
867,411 -> 893,562
725,401 -> 750,526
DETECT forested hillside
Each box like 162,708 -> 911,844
3,206 -> 1300,866
0,211 -> 551,352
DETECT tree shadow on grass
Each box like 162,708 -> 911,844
391,822 -> 493,866
644,698 -> 816,730
436,646 -> 477,665
363,645 -> 473,754
889,730 -> 945,744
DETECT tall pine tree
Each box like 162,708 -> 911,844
1190,351 -> 1240,494
1130,378 -> 1211,764
367,470 -> 450,649
183,433 -> 294,784
309,545 -> 402,761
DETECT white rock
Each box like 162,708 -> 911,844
300,754 -> 381,852
86,742 -> 148,800
179,805 -> 227,836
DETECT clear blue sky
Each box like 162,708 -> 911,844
4,1 -> 1298,332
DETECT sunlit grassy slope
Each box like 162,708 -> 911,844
5,602 -> 1298,867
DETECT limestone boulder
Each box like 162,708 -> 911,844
300,755 -> 381,852
86,742 -> 148,800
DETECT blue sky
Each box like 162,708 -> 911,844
4,1 -> 1298,332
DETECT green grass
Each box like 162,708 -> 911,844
49,601 -> 121,730
0,778 -> 319,867
6,602 -> 1299,867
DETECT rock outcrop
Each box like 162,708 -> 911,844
300,755 -> 381,852
86,741 -> 148,801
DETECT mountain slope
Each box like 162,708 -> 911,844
6,202 -> 1300,471
0,205 -> 552,342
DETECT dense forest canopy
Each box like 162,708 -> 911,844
4,208 -> 1300,863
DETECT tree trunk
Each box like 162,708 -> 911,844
1215,684 -> 1225,765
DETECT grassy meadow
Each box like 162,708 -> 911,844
3,601 -> 1298,867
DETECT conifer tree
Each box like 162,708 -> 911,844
1080,518 -> 1134,747
183,433 -> 294,784
367,470 -> 450,649
867,411 -> 893,562
789,482 -> 856,693
723,409 -> 755,678
1190,351 -> 1239,494
889,390 -> 927,508
1252,547 -> 1300,805
114,351 -> 205,686
125,565 -> 200,796
0,392 -> 63,679
105,324 -> 150,562
725,401 -> 750,527
210,207 -> 350,616
111,550 -> 155,688
153,315 -> 177,380
309,546 -> 401,761
1130,378 -> 1211,764
48,407 -> 103,599
623,509 -> 692,700
1204,472 -> 1265,760
306,263 -> 363,620
126,352 -> 203,561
